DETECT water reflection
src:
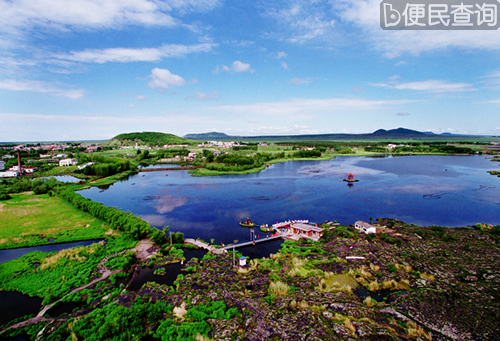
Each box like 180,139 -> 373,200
79,156 -> 500,244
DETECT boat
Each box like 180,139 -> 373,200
260,224 -> 274,232
343,172 -> 359,182
239,218 -> 256,227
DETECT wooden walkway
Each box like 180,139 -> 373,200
222,233 -> 284,250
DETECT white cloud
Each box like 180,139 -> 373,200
55,43 -> 216,64
186,91 -> 219,101
0,0 -> 220,45
338,0 -> 500,57
373,79 -> 476,92
282,62 -> 289,70
275,51 -> 288,59
396,112 -> 410,116
216,61 -> 255,73
265,1 -> 337,44
480,99 -> 500,104
0,79 -> 84,98
135,95 -> 146,101
147,68 -> 185,89
288,77 -> 311,85
214,97 -> 419,115
128,104 -> 136,108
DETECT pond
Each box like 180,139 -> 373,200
39,175 -> 81,183
0,291 -> 43,327
0,239 -> 106,264
128,248 -> 206,291
78,155 -> 500,245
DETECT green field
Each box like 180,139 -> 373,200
0,192 -> 114,249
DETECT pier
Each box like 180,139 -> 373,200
222,233 -> 285,250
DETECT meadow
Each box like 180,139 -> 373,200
0,192 -> 112,249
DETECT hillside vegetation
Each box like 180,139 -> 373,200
109,132 -> 197,147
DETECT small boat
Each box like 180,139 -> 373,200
343,172 -> 359,182
260,224 -> 274,232
239,218 -> 256,227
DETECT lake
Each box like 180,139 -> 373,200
79,155 -> 500,245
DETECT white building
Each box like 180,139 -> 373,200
0,171 -> 19,178
354,221 -> 377,234
59,158 -> 77,167
0,160 -> 4,171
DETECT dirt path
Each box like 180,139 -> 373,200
132,239 -> 159,261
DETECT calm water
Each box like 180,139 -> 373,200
79,155 -> 500,245
40,175 -> 81,182
0,239 -> 105,264
0,291 -> 43,327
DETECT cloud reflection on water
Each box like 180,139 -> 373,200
154,194 -> 188,214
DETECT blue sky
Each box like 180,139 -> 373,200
0,0 -> 499,142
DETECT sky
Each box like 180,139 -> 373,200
1,0 -> 500,142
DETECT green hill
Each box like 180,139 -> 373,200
109,132 -> 198,146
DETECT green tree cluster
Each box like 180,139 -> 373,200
56,187 -> 153,240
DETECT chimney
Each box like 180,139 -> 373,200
17,151 -> 21,175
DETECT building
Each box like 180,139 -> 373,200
59,158 -> 77,167
289,223 -> 324,240
354,221 -> 377,234
239,257 -> 247,266
0,160 -> 4,171
0,171 -> 19,178
24,167 -> 38,174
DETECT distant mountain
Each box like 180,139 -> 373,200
109,132 -> 197,146
183,127 -> 438,142
183,132 -> 230,140
372,128 -> 427,137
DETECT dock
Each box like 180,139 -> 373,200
222,233 -> 285,250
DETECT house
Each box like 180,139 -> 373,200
289,223 -> 324,240
354,221 -> 377,234
239,257 -> 247,267
0,171 -> 19,178
213,150 -> 221,156
0,160 -> 4,171
59,158 -> 77,167
24,167 -> 38,174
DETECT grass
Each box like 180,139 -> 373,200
317,273 -> 357,293
0,192 -> 113,249
268,281 -> 290,296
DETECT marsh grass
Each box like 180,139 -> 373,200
370,263 -> 380,272
363,296 -> 376,307
420,272 -> 436,281
344,318 -> 356,334
317,273 -> 357,293
382,279 -> 399,289
407,321 -> 431,340
367,280 -> 381,291
268,281 -> 290,296
40,243 -> 101,270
